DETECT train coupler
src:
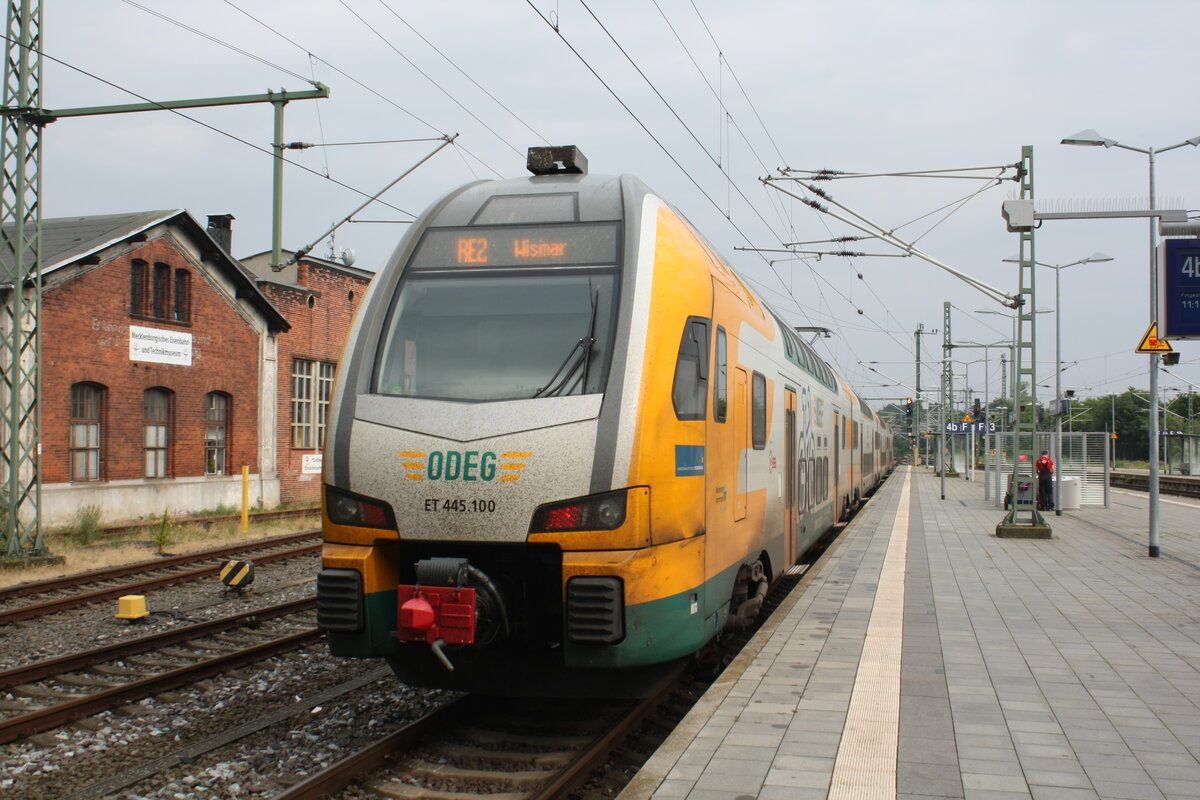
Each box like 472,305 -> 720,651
394,557 -> 512,671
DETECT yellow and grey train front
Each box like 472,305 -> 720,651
318,148 -> 727,696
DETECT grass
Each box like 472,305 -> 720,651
0,509 -> 321,589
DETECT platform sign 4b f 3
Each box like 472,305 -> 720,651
1163,239 -> 1200,338
945,421 -> 996,433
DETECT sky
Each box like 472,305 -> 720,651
41,0 -> 1200,415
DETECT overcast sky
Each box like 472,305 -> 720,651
44,0 -> 1200,412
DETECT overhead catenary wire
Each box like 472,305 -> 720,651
764,177 -> 1018,308
335,0 -> 526,160
526,0 -> 903,375
219,0 -> 459,142
24,37 -> 423,219
373,0 -> 552,148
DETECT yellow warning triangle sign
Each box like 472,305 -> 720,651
1136,321 -> 1173,353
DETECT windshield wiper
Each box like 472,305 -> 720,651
533,290 -> 600,399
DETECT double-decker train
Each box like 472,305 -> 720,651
316,146 -> 891,696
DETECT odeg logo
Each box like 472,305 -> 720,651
399,450 -> 531,483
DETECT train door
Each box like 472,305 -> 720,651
785,389 -> 797,564
733,367 -> 749,521
833,412 -> 840,521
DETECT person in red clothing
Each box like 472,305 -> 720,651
1036,450 -> 1055,510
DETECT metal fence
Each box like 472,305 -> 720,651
982,431 -> 1110,508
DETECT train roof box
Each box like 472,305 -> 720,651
527,145 -> 588,176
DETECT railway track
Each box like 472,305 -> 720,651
0,597 -> 320,745
271,552 -> 825,800
0,531 -> 320,624
274,676 -> 679,800
1110,469 -> 1200,499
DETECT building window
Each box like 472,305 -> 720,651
130,261 -> 191,323
292,359 -> 336,449
69,383 -> 104,481
153,263 -> 171,319
144,388 -> 172,478
205,392 -> 229,475
174,269 -> 191,322
131,260 -> 149,316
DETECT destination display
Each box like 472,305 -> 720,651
410,222 -> 620,269
1162,239 -> 1200,338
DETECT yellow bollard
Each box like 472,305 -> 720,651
116,595 -> 148,620
241,465 -> 249,534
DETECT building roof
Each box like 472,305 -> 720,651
2,209 -> 289,332
241,248 -> 376,288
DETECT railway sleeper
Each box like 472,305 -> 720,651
401,761 -> 555,788
368,779 -> 527,800
54,673 -> 125,688
439,741 -> 575,768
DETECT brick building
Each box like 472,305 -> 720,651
242,249 -> 372,505
2,210 -> 291,526
1,209 -> 374,527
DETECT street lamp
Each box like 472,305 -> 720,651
1062,129 -> 1200,557
1004,252 -> 1113,514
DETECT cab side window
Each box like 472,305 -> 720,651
672,316 -> 710,420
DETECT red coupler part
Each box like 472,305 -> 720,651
396,585 -> 477,644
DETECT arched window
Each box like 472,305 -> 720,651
205,392 -> 229,475
144,388 -> 172,478
70,383 -> 104,481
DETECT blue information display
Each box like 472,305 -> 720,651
1163,240 -> 1200,338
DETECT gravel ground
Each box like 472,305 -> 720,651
3,645 -> 448,800
0,550 -> 322,672
1,540 -> 451,800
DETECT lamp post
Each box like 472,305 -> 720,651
1004,253 -> 1113,514
1062,129 -> 1200,556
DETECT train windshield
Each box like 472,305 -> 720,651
375,223 -> 620,402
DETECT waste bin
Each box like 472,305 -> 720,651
1056,475 -> 1081,510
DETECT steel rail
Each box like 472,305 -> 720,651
0,596 -> 316,690
529,667 -> 682,800
271,695 -> 477,800
0,530 -> 319,603
0,542 -> 321,624
0,628 -> 320,745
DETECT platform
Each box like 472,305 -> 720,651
619,466 -> 1200,800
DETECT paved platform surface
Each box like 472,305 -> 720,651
618,466 -> 1200,800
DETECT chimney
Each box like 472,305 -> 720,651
206,214 -> 235,254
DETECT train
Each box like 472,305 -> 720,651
316,146 -> 892,696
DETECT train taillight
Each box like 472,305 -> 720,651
324,485 -> 396,530
529,489 -> 627,533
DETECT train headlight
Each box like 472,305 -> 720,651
529,489 -> 628,533
324,485 -> 396,530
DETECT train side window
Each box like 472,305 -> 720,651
672,316 -> 710,421
751,371 -> 766,449
714,327 -> 727,422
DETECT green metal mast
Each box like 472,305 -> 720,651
0,0 -> 46,559
0,10 -> 328,558
997,146 -> 1049,537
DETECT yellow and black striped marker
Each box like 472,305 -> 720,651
219,559 -> 255,592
